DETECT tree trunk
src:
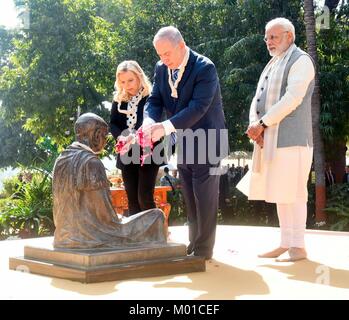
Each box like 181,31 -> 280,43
304,0 -> 327,223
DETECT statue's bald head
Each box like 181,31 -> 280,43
75,113 -> 108,153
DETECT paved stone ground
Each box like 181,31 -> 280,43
1,225 -> 349,299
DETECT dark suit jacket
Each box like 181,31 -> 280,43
109,96 -> 164,169
144,49 -> 228,165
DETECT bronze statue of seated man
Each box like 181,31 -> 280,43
52,113 -> 166,249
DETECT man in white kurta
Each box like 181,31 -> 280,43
240,18 -> 315,262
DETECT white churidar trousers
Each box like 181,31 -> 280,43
277,201 -> 307,248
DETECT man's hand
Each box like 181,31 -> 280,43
139,123 -> 152,142
246,121 -> 264,141
151,123 -> 165,142
255,134 -> 264,148
118,134 -> 135,145
116,134 -> 135,155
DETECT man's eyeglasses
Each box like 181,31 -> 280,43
264,31 -> 289,43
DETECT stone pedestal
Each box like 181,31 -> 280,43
9,240 -> 205,283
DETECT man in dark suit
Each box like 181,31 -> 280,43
142,26 -> 227,260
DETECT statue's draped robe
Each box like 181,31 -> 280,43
52,144 -> 166,248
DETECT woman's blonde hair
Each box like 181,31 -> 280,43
113,60 -> 152,103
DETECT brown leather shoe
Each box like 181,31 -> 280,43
258,247 -> 289,258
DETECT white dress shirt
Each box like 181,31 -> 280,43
143,47 -> 190,136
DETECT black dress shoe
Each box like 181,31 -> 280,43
194,252 -> 212,260
186,244 -> 194,255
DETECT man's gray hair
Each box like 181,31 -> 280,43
265,17 -> 296,42
153,26 -> 184,46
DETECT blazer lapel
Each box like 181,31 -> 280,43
177,50 -> 195,93
175,50 -> 196,113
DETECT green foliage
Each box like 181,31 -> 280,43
0,115 -> 50,168
217,0 -> 304,151
0,28 -> 18,69
167,184 -> 280,227
317,4 -> 349,145
0,113 -> 60,168
0,0 -> 119,149
325,183 -> 349,231
167,189 -> 187,225
0,175 -> 21,199
0,169 -> 54,239
0,0 -> 347,173
221,187 -> 279,226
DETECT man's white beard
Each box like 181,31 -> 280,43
268,43 -> 291,57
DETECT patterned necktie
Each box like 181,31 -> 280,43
170,132 -> 177,146
170,69 -> 179,149
172,69 -> 179,84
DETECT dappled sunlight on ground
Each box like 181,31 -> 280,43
1,225 -> 349,299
